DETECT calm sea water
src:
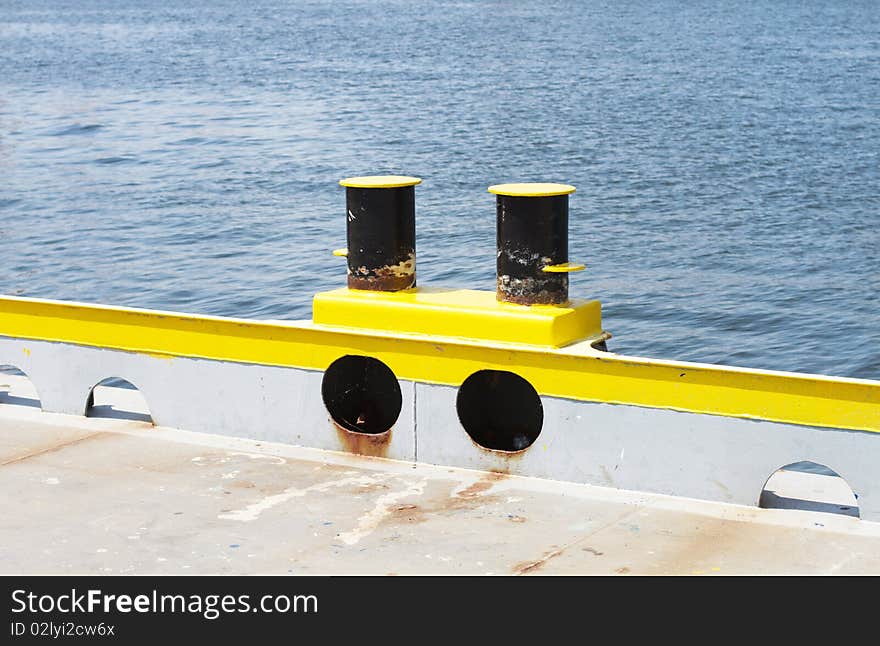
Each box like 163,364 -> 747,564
0,0 -> 877,379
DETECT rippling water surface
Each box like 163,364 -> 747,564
0,0 -> 877,378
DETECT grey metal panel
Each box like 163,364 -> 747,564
0,337 -> 416,462
3,336 -> 878,521
415,382 -> 880,522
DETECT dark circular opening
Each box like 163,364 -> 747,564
321,355 -> 402,435
456,370 -> 543,452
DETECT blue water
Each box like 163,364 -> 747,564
0,0 -> 877,379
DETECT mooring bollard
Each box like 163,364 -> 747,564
489,182 -> 585,305
337,175 -> 421,291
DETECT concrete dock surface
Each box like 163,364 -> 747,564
1,375 -> 879,575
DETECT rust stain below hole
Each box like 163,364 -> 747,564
469,437 -> 530,473
332,421 -> 392,458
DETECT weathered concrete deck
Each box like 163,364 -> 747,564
1,376 -> 879,575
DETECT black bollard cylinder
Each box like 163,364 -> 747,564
489,183 -> 582,306
338,175 -> 421,291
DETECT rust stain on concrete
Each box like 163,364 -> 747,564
0,432 -> 107,467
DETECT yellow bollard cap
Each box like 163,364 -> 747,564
488,183 -> 576,197
339,175 -> 422,189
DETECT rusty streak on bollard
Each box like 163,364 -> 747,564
338,175 -> 421,291
489,183 -> 584,306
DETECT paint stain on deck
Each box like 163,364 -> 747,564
335,479 -> 428,545
218,473 -> 392,522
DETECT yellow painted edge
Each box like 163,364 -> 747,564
311,289 -> 604,348
488,183 -> 576,197
339,175 -> 422,189
332,248 -> 348,257
0,295 -> 877,434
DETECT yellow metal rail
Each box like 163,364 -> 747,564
1,294 -> 877,433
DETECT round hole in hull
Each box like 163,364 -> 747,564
456,369 -> 543,452
322,355 -> 402,435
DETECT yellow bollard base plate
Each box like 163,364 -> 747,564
312,287 -> 604,348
